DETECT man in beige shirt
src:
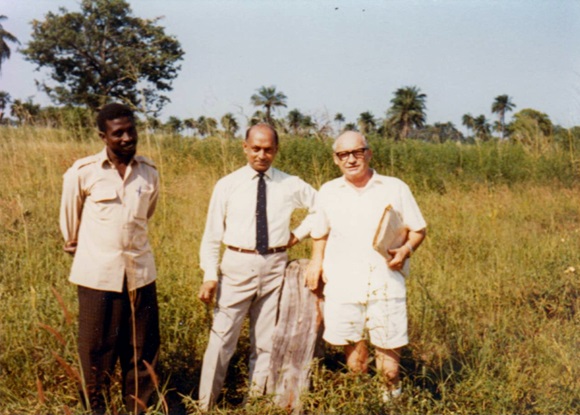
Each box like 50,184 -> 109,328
59,103 -> 160,414
197,123 -> 317,410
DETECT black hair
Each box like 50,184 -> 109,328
96,103 -> 135,132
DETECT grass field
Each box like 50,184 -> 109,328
0,126 -> 578,414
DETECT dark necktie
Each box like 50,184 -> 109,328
256,172 -> 269,254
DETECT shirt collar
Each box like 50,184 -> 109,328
97,147 -> 139,168
338,169 -> 381,188
244,164 -> 274,180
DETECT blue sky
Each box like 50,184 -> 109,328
2,0 -> 579,132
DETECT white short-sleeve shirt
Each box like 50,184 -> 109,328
311,171 -> 426,303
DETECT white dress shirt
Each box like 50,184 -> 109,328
311,171 -> 426,303
59,148 -> 159,292
199,164 -> 317,282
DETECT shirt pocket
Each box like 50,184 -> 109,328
134,185 -> 154,219
88,189 -> 119,218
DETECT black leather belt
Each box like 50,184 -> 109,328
227,245 -> 287,255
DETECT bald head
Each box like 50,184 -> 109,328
243,123 -> 279,173
333,131 -> 368,151
332,131 -> 373,187
246,123 -> 279,146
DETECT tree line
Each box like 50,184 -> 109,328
0,1 -> 577,147
1,83 -> 573,149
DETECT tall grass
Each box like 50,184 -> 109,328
0,126 -> 578,414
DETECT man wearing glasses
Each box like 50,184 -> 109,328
305,131 -> 426,401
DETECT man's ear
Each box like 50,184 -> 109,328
99,132 -> 109,146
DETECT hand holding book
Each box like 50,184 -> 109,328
372,205 -> 411,276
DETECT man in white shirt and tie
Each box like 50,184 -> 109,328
197,123 -> 317,410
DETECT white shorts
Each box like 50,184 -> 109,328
323,298 -> 408,350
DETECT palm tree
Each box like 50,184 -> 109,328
287,109 -> 303,135
357,111 -> 376,135
300,115 -> 316,136
220,113 -> 239,138
0,16 -> 19,73
334,113 -> 345,132
146,116 -> 161,133
386,86 -> 427,141
165,116 -> 182,134
462,113 -> 475,138
250,86 -> 287,125
492,95 -> 516,139
249,110 -> 267,126
473,114 -> 491,141
204,117 -> 217,136
10,98 -> 40,125
183,118 -> 197,136
0,91 -> 11,121
343,122 -> 357,132
429,122 -> 464,143
196,116 -> 208,137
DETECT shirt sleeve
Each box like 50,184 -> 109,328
310,187 -> 331,240
59,168 -> 85,246
199,181 -> 227,282
147,170 -> 160,219
400,182 -> 427,231
291,178 -> 318,241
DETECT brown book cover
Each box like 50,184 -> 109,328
372,204 -> 410,276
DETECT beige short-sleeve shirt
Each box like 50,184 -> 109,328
59,148 -> 159,292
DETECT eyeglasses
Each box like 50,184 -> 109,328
334,147 -> 368,161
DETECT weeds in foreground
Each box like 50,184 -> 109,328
1,127 -> 579,414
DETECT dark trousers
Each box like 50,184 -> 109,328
77,281 -> 160,414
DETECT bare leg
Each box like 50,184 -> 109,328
344,341 -> 369,373
375,347 -> 402,389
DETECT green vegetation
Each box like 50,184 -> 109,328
21,0 -> 184,115
0,15 -> 19,73
0,127 -> 579,414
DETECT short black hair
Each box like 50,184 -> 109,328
245,123 -> 279,146
96,103 -> 135,132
